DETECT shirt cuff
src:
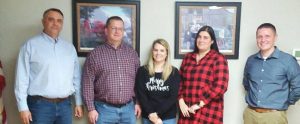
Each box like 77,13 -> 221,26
289,99 -> 296,105
18,100 -> 29,112
87,103 -> 96,112
75,94 -> 83,106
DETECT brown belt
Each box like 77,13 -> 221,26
248,106 -> 277,113
29,95 -> 70,103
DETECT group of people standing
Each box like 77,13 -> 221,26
13,8 -> 300,124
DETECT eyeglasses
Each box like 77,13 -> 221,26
110,27 -> 124,32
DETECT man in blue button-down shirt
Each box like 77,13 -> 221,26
15,8 -> 83,124
243,23 -> 300,124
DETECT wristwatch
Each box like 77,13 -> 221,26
198,100 -> 205,107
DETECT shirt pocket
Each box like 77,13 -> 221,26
124,58 -> 136,77
30,51 -> 49,70
60,56 -> 74,72
271,68 -> 286,82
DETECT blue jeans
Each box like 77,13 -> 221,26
95,101 -> 136,124
142,118 -> 176,124
27,96 -> 72,124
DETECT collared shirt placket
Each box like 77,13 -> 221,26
257,58 -> 267,106
116,49 -> 123,103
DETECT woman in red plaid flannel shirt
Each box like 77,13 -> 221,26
178,26 -> 229,124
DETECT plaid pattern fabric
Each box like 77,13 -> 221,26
178,50 -> 229,124
82,43 -> 140,111
0,61 -> 7,124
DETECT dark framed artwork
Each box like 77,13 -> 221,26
72,0 -> 140,56
175,2 -> 241,59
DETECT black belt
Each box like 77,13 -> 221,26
102,100 -> 132,108
29,95 -> 70,103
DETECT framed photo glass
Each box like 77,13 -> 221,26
72,0 -> 140,56
175,2 -> 241,59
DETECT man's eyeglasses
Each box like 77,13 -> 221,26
110,27 -> 124,32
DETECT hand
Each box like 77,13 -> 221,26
135,104 -> 142,118
155,118 -> 163,124
179,98 -> 190,117
20,110 -> 32,124
88,110 -> 98,124
74,105 -> 83,118
148,113 -> 159,124
188,104 -> 200,114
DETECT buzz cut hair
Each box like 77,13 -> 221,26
43,8 -> 64,18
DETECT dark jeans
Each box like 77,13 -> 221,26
28,96 -> 72,124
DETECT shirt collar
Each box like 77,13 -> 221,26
104,41 -> 124,50
255,46 -> 280,59
41,32 -> 60,44
191,49 -> 215,59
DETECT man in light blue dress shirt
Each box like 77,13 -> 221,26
243,23 -> 300,124
15,8 -> 83,124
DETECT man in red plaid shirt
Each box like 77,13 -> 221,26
82,16 -> 141,124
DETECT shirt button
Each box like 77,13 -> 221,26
260,80 -> 263,82
261,69 -> 264,72
259,90 -> 261,92
258,100 -> 261,103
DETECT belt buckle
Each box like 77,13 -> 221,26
108,100 -> 131,108
114,104 -> 124,108
48,98 -> 62,103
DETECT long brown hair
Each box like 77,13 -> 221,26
193,25 -> 220,53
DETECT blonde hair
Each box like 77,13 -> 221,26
146,39 -> 173,81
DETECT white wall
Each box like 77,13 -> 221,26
1,0 -> 300,124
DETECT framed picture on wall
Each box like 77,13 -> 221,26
72,0 -> 140,57
175,2 -> 242,59
293,49 -> 300,61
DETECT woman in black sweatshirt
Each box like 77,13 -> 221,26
135,39 -> 180,124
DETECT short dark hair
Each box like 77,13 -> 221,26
43,8 -> 64,18
256,23 -> 276,35
193,25 -> 219,53
105,16 -> 124,28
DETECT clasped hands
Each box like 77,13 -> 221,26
179,99 -> 204,117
